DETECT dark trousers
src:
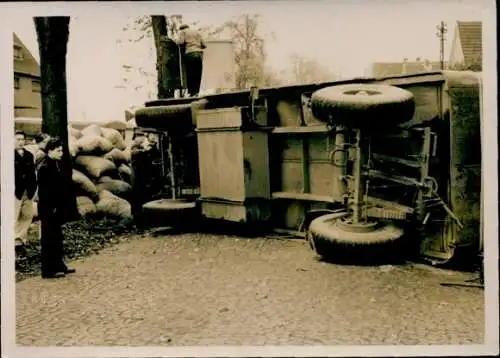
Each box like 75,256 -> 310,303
184,51 -> 203,96
40,219 -> 68,276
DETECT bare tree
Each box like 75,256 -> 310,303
152,16 -> 184,98
34,16 -> 77,218
120,15 -> 181,100
223,14 -> 267,89
287,53 -> 338,85
119,13 -> 277,95
116,16 -> 156,101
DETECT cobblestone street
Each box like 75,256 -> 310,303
16,233 -> 484,346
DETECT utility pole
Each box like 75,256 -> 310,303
436,21 -> 448,70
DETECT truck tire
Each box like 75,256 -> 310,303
142,199 -> 199,229
135,104 -> 194,132
308,213 -> 404,264
135,99 -> 208,133
311,84 -> 415,130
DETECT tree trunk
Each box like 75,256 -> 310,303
151,16 -> 181,99
34,16 -> 78,220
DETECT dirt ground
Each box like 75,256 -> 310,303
15,232 -> 484,346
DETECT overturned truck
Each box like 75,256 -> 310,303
134,70 -> 482,266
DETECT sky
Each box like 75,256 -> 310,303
7,0 -> 491,123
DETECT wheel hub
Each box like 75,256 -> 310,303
337,216 -> 380,233
343,89 -> 382,96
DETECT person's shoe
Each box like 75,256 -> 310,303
42,272 -> 66,279
65,268 -> 76,274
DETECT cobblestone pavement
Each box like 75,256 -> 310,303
16,233 -> 484,346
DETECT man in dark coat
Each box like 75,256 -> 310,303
37,137 -> 75,279
146,132 -> 166,198
14,130 -> 37,245
130,135 -> 152,227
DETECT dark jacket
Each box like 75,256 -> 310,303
37,157 -> 67,222
15,149 -> 37,200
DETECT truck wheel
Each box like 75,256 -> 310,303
310,84 -> 415,130
308,213 -> 404,264
135,104 -> 194,133
142,199 -> 199,229
135,99 -> 207,132
299,209 -> 348,251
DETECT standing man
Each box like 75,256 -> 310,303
145,132 -> 166,199
170,24 -> 206,97
14,130 -> 37,246
37,137 -> 75,279
130,135 -> 152,227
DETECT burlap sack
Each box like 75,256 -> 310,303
118,164 -> 132,184
68,136 -> 79,158
98,176 -> 115,183
74,155 -> 116,180
72,169 -> 99,202
76,196 -> 97,217
101,127 -> 126,150
96,190 -> 132,219
80,124 -> 103,137
103,148 -> 128,165
122,147 -> 132,162
96,179 -> 132,201
77,135 -> 114,156
69,126 -> 82,139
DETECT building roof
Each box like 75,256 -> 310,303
13,33 -> 40,77
456,21 -> 482,65
371,60 -> 444,77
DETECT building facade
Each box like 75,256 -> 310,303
371,58 -> 444,78
14,33 -> 42,118
448,21 -> 482,71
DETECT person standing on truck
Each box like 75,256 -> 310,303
167,24 -> 207,97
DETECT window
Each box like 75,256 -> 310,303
14,76 -> 20,90
14,45 -> 23,61
32,79 -> 41,92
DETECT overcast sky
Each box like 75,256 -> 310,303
7,0 -> 490,122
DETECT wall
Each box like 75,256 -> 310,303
448,27 -> 465,67
14,75 -> 42,118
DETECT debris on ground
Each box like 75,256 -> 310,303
15,213 -> 144,281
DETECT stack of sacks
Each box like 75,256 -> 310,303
69,124 -> 134,220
